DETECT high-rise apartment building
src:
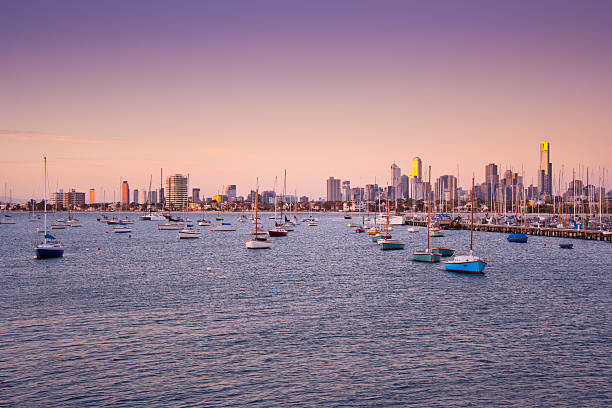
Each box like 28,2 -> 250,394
121,181 -> 129,209
351,187 -> 364,202
225,185 -> 237,200
538,142 -> 553,198
399,175 -> 409,199
434,175 -> 458,204
166,174 -> 188,210
63,189 -> 85,208
484,163 -> 499,205
365,184 -> 377,202
192,188 -> 201,203
326,177 -> 341,202
89,188 -> 95,205
149,190 -> 157,204
391,162 -> 401,196
341,181 -> 351,202
133,189 -> 139,205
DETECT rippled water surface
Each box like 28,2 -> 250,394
1,213 -> 611,407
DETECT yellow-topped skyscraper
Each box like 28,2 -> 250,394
408,157 -> 422,199
538,142 -> 552,198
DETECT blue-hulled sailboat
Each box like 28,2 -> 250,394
35,156 -> 64,259
444,176 -> 487,274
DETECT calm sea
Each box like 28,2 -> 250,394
1,213 -> 610,407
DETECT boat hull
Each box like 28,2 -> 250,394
380,241 -> 405,250
429,231 -> 444,237
246,239 -> 272,249
443,260 -> 487,274
559,243 -> 573,249
412,252 -> 441,263
268,229 -> 288,237
432,247 -> 455,257
507,233 -> 528,243
35,246 -> 64,259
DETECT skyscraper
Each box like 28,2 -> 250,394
434,175 -> 457,204
365,184 -> 377,202
411,157 -> 422,182
485,163 -> 499,205
538,142 -> 553,198
341,180 -> 351,202
89,188 -> 95,205
326,177 -> 341,202
408,157 -> 422,199
225,185 -> 237,200
391,162 -> 401,196
121,181 -> 129,209
399,175 -> 409,199
166,174 -> 188,210
192,188 -> 200,203
133,189 -> 139,204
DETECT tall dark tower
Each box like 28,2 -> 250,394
538,142 -> 553,198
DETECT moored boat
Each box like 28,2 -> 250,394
268,227 -> 288,237
34,156 -> 64,259
380,239 -> 405,250
432,247 -> 455,257
413,166 -> 439,263
443,176 -> 487,274
246,181 -> 272,249
443,254 -> 487,274
413,251 -> 441,262
559,243 -> 573,249
212,222 -> 236,231
1,214 -> 16,224
178,227 -> 200,239
113,225 -> 132,233
507,233 -> 528,243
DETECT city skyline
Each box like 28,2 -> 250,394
2,1 -> 612,199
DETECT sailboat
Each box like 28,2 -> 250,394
177,175 -> 200,239
35,156 -> 64,259
507,176 -> 528,243
379,188 -> 405,250
246,181 -> 272,249
413,166 -> 440,262
268,176 -> 288,236
444,176 -> 487,273
28,200 -> 40,222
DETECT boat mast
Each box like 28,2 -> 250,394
43,155 -> 47,243
470,175 -> 474,254
427,165 -> 431,252
255,179 -> 259,235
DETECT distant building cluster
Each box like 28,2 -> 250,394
14,142 -> 608,213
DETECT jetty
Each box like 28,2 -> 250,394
405,219 -> 612,242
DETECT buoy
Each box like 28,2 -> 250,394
544,243 -> 547,246
206,267 -> 212,271
210,229 -> 214,232
97,248 -> 100,250
105,231 -> 109,234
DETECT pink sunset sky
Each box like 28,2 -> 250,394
1,1 -> 611,200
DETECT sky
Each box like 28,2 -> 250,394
1,0 -> 611,201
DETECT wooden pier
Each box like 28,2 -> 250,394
405,220 -> 612,242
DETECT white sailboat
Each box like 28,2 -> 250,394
246,180 -> 272,249
35,156 -> 64,259
177,175 -> 200,239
